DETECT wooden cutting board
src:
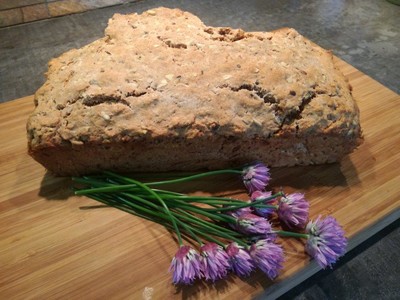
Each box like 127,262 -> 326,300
0,57 -> 399,300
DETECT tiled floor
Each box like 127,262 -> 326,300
0,0 -> 139,27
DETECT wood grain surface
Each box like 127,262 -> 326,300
0,57 -> 399,300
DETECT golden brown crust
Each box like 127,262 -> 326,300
26,7 -> 363,175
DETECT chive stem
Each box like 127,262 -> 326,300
275,230 -> 310,239
146,169 -> 242,186
118,178 -> 184,245
204,192 -> 282,212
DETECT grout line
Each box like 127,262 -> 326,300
45,2 -> 50,17
21,7 -> 25,23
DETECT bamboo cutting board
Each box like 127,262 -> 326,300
0,57 -> 399,300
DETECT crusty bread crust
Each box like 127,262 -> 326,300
27,7 -> 362,176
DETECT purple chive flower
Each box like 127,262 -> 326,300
224,206 -> 253,231
263,230 -> 278,243
242,163 -> 271,194
225,242 -> 255,277
169,245 -> 202,285
251,190 -> 276,217
249,239 -> 284,280
236,212 -> 273,235
277,193 -> 309,229
200,242 -> 230,282
305,215 -> 348,269
224,206 -> 253,219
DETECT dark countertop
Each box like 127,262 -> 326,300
1,0 -> 399,299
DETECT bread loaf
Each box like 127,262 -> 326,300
26,7 -> 363,176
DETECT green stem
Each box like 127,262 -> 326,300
118,193 -> 240,204
182,221 -> 246,247
88,192 -> 238,247
204,192 -> 282,212
89,193 -> 167,224
72,176 -> 115,188
173,208 -> 242,237
103,169 -> 242,187
74,184 -> 139,195
146,169 -> 242,186
88,194 -> 202,245
130,194 -> 245,207
97,192 -> 241,244
112,194 -> 235,237
172,195 -> 244,204
74,172 -> 246,207
165,198 -> 237,224
121,194 -> 244,243
75,178 -> 183,245
74,184 -> 184,197
150,189 -> 184,196
172,217 -> 203,246
275,230 -> 310,239
187,226 -> 226,247
102,171 -> 140,185
118,178 -> 184,245
99,193 -> 171,223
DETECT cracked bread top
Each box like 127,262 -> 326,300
27,7 -> 361,150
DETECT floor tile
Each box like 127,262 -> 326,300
22,3 -> 49,22
0,0 -> 44,11
0,8 -> 23,27
48,0 -> 86,17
